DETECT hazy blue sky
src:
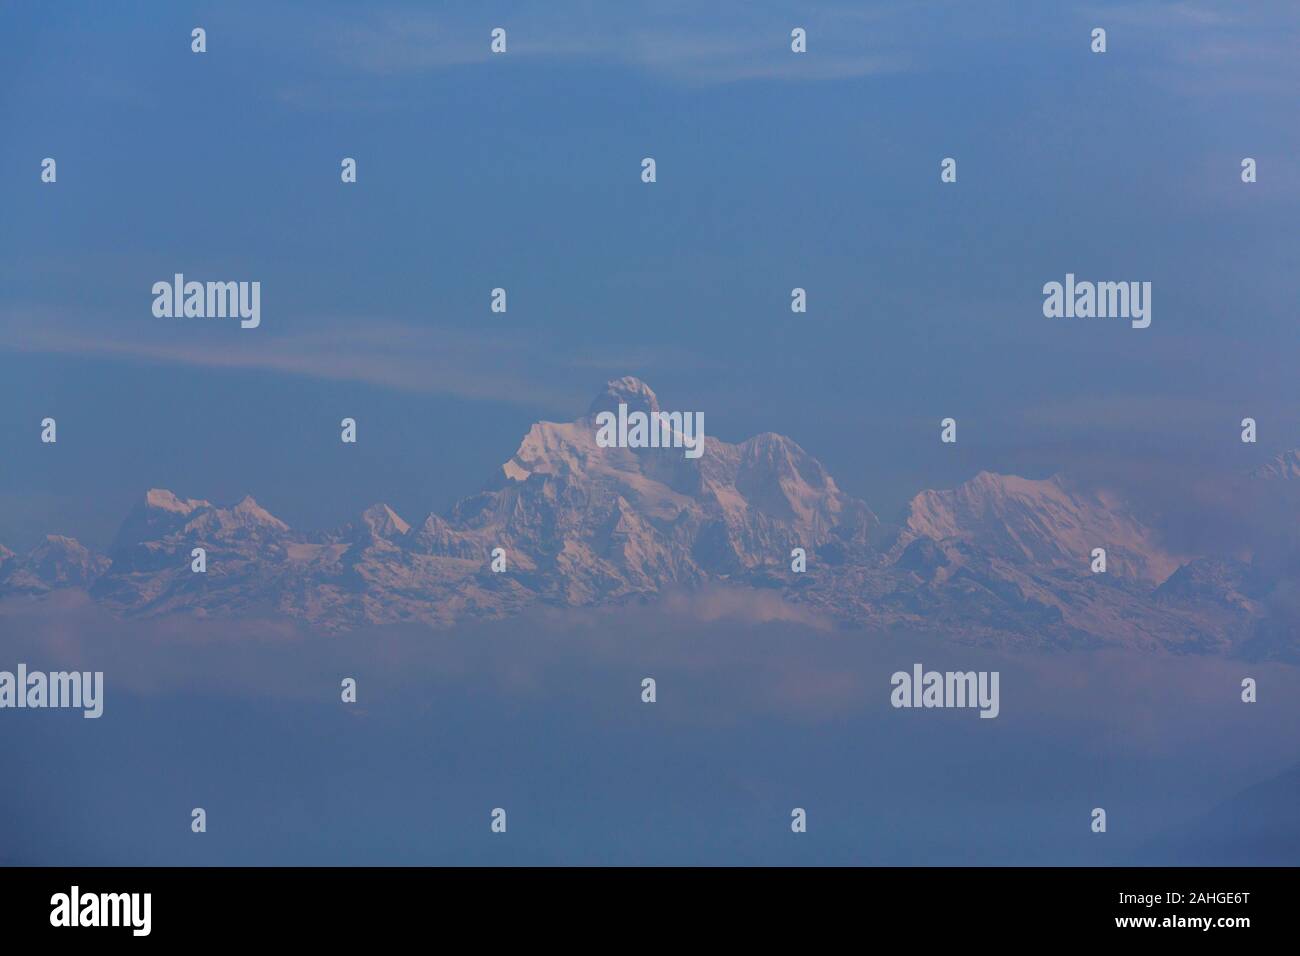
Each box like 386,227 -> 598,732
2,0 -> 1298,549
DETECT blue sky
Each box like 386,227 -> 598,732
2,0 -> 1298,548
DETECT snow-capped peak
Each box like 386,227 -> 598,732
587,376 -> 660,418
899,470 -> 1180,584
360,503 -> 410,538
144,488 -> 211,514
231,496 -> 289,530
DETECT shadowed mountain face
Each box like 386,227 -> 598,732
1,378 -> 1295,655
1136,761 -> 1300,865
0,536 -> 109,594
1251,449 -> 1300,481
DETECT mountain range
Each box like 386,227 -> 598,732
2,377 -> 1296,656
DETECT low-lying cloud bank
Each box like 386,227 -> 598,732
4,590 -> 1298,865
4,588 -> 1298,742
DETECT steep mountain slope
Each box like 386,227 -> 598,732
894,471 -> 1181,584
0,536 -> 110,594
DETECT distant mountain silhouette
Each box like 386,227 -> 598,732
1250,448 -> 1300,481
1,377 -> 1295,655
1136,762 -> 1300,864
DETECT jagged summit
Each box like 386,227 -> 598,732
897,470 -> 1181,584
134,488 -> 285,529
587,376 -> 660,418
360,503 -> 410,538
0,534 -> 109,594
505,377 -> 677,483
112,489 -> 210,555
144,488 -> 211,514
231,496 -> 289,530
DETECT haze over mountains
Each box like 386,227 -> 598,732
2,378 -> 1295,657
